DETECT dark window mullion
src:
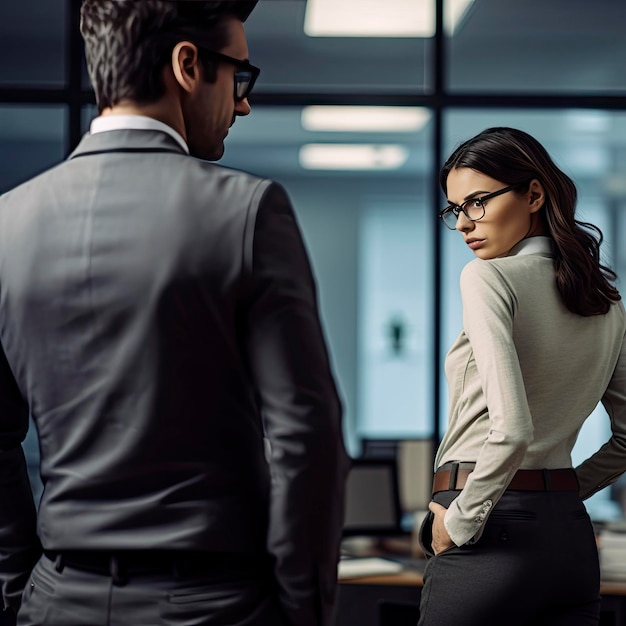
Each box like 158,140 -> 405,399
66,0 -> 85,154
431,0 -> 445,457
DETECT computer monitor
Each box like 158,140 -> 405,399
342,457 -> 403,537
359,438 -> 434,514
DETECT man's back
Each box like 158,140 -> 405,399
0,125 -> 348,626
1,129 -> 275,552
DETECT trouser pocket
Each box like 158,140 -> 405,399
418,510 -> 435,558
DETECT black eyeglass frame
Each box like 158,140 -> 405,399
439,183 -> 521,230
195,47 -> 260,101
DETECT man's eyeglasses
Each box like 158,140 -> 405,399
196,48 -> 260,101
439,184 -> 520,230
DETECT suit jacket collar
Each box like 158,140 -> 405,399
68,129 -> 188,160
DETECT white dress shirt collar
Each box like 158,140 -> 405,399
89,114 -> 189,154
508,236 -> 554,257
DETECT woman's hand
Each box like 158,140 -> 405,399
428,501 -> 455,555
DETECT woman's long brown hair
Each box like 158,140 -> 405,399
441,127 -> 621,316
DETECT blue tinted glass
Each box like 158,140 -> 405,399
0,0 -> 66,85
447,0 -> 626,94
247,0 -> 429,94
0,105 -> 66,192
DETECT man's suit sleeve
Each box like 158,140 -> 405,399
243,182 -> 349,626
0,341 -> 40,613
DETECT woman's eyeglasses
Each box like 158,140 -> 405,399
439,184 -> 520,230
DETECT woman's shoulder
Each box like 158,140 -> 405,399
462,253 -> 551,280
460,257 -> 505,283
460,256 -> 553,303
459,259 -> 510,299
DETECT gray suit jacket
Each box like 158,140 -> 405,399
0,129 -> 349,625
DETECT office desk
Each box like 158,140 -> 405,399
334,562 -> 626,626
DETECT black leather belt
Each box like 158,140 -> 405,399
44,550 -> 265,586
432,463 -> 579,494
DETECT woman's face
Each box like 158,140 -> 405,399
445,167 -> 545,259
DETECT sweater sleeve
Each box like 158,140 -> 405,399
444,260 -> 534,546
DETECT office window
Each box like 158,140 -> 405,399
247,0 -> 429,94
0,106 -> 66,192
357,199 -> 433,439
0,0 -> 66,86
81,0 -> 434,95
219,105 -> 431,453
447,0 -> 626,93
442,109 -> 626,519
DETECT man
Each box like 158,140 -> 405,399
0,1 -> 349,625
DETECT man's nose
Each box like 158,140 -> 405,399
235,98 -> 251,117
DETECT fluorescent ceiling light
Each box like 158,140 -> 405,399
304,0 -> 474,38
563,110 -> 610,133
301,106 -> 431,132
446,0 -> 475,35
299,144 -> 409,170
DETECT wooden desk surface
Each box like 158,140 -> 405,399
341,569 -> 423,586
341,565 -> 626,596
601,580 -> 626,596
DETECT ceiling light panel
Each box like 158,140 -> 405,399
301,106 -> 431,132
299,144 -> 409,170
304,0 -> 474,38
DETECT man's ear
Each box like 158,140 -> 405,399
171,41 -> 201,94
527,178 -> 545,214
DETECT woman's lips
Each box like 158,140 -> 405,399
466,238 -> 486,250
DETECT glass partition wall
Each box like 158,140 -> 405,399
2,0 -> 626,521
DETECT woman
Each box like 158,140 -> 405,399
418,127 -> 626,626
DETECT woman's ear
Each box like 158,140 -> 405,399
527,179 -> 545,214
170,41 -> 201,94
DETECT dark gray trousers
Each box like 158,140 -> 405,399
17,554 -> 287,626
418,490 -> 601,626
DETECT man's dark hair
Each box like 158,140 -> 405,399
80,0 -> 257,111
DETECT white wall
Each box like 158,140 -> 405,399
276,175 -> 424,454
